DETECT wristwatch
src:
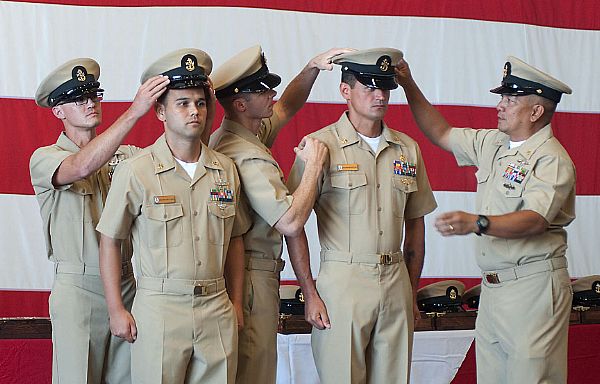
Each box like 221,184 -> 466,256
475,215 -> 489,236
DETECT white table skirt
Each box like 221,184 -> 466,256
276,330 -> 475,384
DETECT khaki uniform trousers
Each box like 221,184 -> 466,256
131,279 -> 238,384
312,259 -> 414,384
50,269 -> 135,384
237,267 -> 280,384
476,263 -> 572,384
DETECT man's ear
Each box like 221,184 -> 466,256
155,102 -> 166,122
233,97 -> 246,113
340,82 -> 351,101
530,104 -> 545,123
51,105 -> 65,119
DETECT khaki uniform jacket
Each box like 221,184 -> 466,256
449,125 -> 576,271
97,134 -> 249,280
30,132 -> 135,267
209,113 -> 292,260
288,112 -> 437,253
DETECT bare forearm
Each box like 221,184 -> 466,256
99,235 -> 126,313
275,162 -> 321,236
403,217 -> 425,292
286,231 -> 318,296
401,78 -> 453,152
436,210 -> 548,239
224,236 -> 245,307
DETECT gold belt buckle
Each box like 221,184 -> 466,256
194,285 -> 208,295
485,272 -> 500,284
380,253 -> 393,265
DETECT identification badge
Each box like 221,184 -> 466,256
337,163 -> 359,171
153,195 -> 176,204
394,159 -> 417,177
503,163 -> 528,184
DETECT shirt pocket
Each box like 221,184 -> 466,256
207,203 -> 236,245
144,203 -> 184,248
391,176 -> 418,218
496,179 -> 524,212
327,172 -> 368,215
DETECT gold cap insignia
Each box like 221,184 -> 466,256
185,57 -> 195,72
76,68 -> 86,82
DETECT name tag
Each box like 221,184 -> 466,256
153,195 -> 176,204
337,163 -> 359,171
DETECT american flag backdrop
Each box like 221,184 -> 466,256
1,0 -> 599,321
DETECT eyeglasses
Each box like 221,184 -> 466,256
72,93 -> 104,106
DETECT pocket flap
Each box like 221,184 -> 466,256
330,172 -> 367,190
207,203 -> 236,219
144,203 -> 184,222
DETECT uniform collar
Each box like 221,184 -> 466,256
220,118 -> 265,148
334,112 -> 402,149
56,132 -> 83,153
150,134 -> 224,176
497,124 -> 554,160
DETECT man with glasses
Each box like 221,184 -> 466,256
30,57 -> 169,383
396,56 -> 574,383
209,45 -> 347,383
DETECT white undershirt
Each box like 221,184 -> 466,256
357,132 -> 382,152
175,158 -> 198,179
509,140 -> 526,149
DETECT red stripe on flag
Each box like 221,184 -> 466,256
0,290 -> 49,317
2,98 -> 598,195
9,0 -> 600,30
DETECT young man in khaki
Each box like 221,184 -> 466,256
209,45 -> 349,384
396,56 -> 575,383
30,58 -> 168,383
287,48 -> 437,384
97,48 -> 249,384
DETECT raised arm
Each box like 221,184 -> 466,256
99,234 -> 137,343
274,48 -> 354,126
274,137 -> 328,237
395,60 -> 453,152
53,75 -> 169,186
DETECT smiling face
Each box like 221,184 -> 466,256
156,87 -> 207,141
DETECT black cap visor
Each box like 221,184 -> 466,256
216,64 -> 281,99
354,73 -> 398,90
490,75 -> 562,103
49,81 -> 103,107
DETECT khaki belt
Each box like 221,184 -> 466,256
483,257 -> 568,285
320,250 -> 403,265
55,261 -> 133,277
246,257 -> 285,273
137,276 -> 226,296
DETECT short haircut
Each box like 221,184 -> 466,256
341,71 -> 358,88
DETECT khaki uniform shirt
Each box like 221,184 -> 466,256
449,125 -> 576,271
30,132 -> 135,266
288,112 -> 437,254
209,113 -> 292,260
97,134 -> 249,280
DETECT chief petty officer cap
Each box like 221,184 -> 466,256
332,47 -> 403,91
35,58 -> 103,108
140,48 -> 213,89
572,275 -> 600,307
417,280 -> 466,312
279,284 -> 305,315
212,45 -> 281,99
490,56 -> 572,103
462,284 -> 481,310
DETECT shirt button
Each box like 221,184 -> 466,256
348,182 -> 353,187
191,186 -> 195,191
379,230 -> 383,236
195,236 -> 200,241
377,207 -> 382,212
193,211 -> 198,216
163,214 -> 167,219
377,183 -> 381,189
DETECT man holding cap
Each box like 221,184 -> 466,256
396,56 -> 575,382
287,48 -> 437,383
209,45 -> 348,384
97,48 -> 249,383
30,58 -> 169,383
